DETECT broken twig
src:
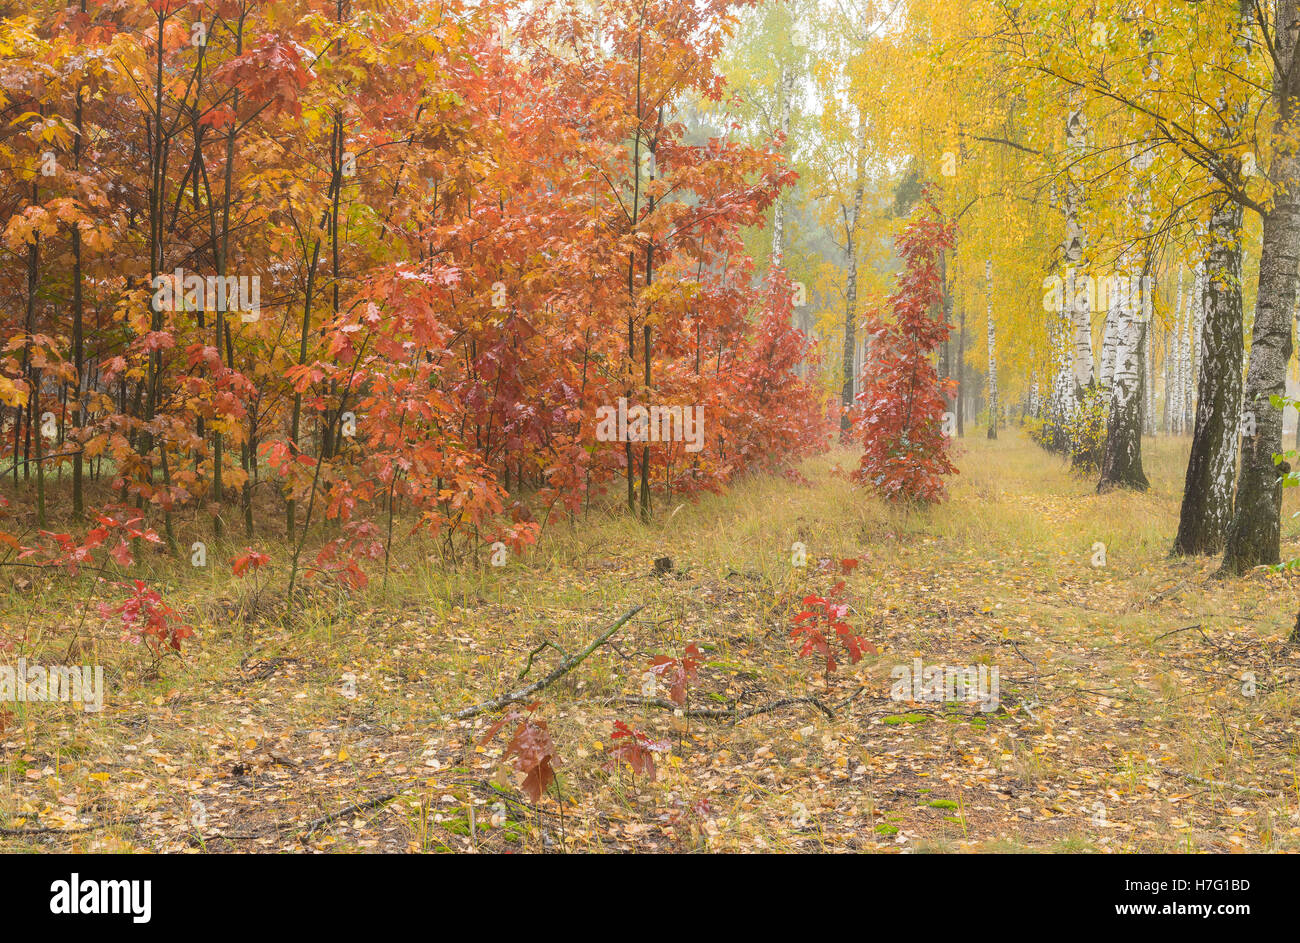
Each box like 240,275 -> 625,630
299,793 -> 400,840
454,605 -> 644,720
618,694 -> 834,723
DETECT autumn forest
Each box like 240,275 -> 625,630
1,0 -> 1299,870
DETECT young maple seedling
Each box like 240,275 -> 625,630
478,701 -> 560,803
791,578 -> 876,687
647,643 -> 701,707
647,643 -> 702,752
230,548 -> 272,632
814,556 -> 860,576
606,720 -> 669,786
478,701 -> 563,850
100,580 -> 193,654
16,511 -> 193,658
668,795 -> 713,851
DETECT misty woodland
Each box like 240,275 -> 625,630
1,0 -> 1299,856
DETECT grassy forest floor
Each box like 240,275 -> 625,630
3,430 -> 1300,853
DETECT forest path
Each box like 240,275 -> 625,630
3,432 -> 1299,851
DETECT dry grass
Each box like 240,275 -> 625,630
2,429 -> 1300,852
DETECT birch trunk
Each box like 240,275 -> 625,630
1098,287 -> 1149,491
770,63 -> 792,269
1221,0 -> 1300,575
1174,269 -> 1187,434
941,246 -> 955,420
956,306 -> 965,436
1175,198 -> 1244,553
1065,103 -> 1094,396
1185,262 -> 1205,433
1098,141 -> 1151,491
1294,298 -> 1300,449
839,117 -> 867,432
1144,313 -> 1155,432
1063,103 -> 1094,465
1175,2 -> 1249,553
1170,318 -> 1180,431
1099,287 -> 1119,392
985,259 -> 997,438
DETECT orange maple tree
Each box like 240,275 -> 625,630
0,0 -> 831,631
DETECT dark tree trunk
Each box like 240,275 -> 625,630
1219,194 -> 1300,573
1221,0 -> 1300,575
1098,318 -> 1149,492
1175,195 -> 1244,554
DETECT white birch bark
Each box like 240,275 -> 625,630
1168,280 -> 1181,436
1098,135 -> 1151,491
986,258 -> 997,439
1144,313 -> 1155,431
1110,292 -> 1142,413
1222,0 -> 1300,575
1065,103 -> 1094,394
1099,280 -> 1119,391
1173,268 -> 1187,434
770,63 -> 793,269
1186,261 -> 1205,432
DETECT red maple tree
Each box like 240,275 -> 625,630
851,190 -> 958,503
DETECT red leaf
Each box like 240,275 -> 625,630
110,539 -> 133,568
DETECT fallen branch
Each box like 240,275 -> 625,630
618,694 -> 834,723
830,688 -> 1006,720
832,685 -> 871,711
618,696 -> 738,719
436,776 -> 561,818
214,775 -> 552,844
518,641 -> 568,680
0,815 -> 142,837
1153,624 -> 1204,644
298,792 -> 400,840
1005,639 -> 1038,666
734,696 -> 835,722
454,605 -> 644,720
1161,768 -> 1282,798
